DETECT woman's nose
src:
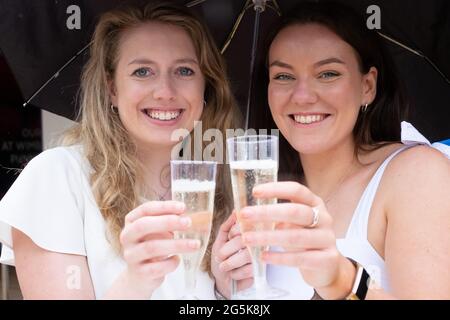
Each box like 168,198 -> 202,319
152,75 -> 176,101
292,80 -> 318,106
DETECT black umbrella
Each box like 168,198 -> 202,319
0,0 -> 449,140
0,0 -> 251,119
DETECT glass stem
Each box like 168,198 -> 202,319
250,246 -> 268,291
252,261 -> 267,289
185,266 -> 197,296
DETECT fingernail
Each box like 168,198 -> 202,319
188,240 -> 201,248
214,255 -> 221,263
180,217 -> 192,227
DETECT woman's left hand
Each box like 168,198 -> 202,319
240,181 -> 355,299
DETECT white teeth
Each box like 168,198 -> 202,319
294,114 -> 325,124
146,110 -> 181,121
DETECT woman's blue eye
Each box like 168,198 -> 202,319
274,74 -> 294,81
177,67 -> 194,76
133,68 -> 151,77
319,71 -> 340,79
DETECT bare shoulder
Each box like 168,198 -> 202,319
378,146 -> 450,298
386,145 -> 449,182
382,145 -> 450,209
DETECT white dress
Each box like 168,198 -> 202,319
0,145 -> 215,299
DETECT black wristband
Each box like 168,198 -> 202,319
346,258 -> 370,300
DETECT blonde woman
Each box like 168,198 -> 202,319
0,3 -> 239,299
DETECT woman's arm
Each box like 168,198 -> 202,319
12,228 -> 95,299
382,146 -> 450,299
317,146 -> 450,299
13,200 -> 200,300
13,228 -> 163,300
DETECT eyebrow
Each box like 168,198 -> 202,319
313,57 -> 345,67
269,57 -> 345,69
269,60 -> 293,69
128,58 -> 199,65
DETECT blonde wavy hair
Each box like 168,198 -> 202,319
62,2 -> 241,274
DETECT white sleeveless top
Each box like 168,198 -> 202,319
267,121 -> 450,299
267,146 -> 412,299
0,145 -> 215,299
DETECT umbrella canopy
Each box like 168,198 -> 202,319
0,0 -> 245,118
0,0 -> 449,140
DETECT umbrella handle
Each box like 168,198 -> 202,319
244,3 -> 263,131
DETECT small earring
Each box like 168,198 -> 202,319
203,100 -> 207,107
362,103 -> 368,112
110,104 -> 117,113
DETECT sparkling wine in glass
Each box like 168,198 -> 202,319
227,135 -> 287,299
171,160 -> 217,299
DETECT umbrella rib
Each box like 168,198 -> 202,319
269,0 -> 282,16
23,41 -> 92,107
266,4 -> 282,16
185,0 -> 208,7
378,32 -> 450,85
421,56 -> 450,85
378,32 -> 424,57
0,164 -> 22,173
221,0 -> 253,54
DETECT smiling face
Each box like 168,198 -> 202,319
110,22 -> 205,148
268,23 -> 377,155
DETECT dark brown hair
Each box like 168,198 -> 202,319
251,1 -> 409,181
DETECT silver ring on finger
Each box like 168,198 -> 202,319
308,206 -> 320,228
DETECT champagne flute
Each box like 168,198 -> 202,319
170,160 -> 217,300
227,135 -> 287,299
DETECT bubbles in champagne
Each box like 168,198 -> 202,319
229,159 -> 278,212
171,179 -> 216,193
230,160 -> 278,264
172,179 -> 215,276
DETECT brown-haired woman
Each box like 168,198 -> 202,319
212,2 -> 450,300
